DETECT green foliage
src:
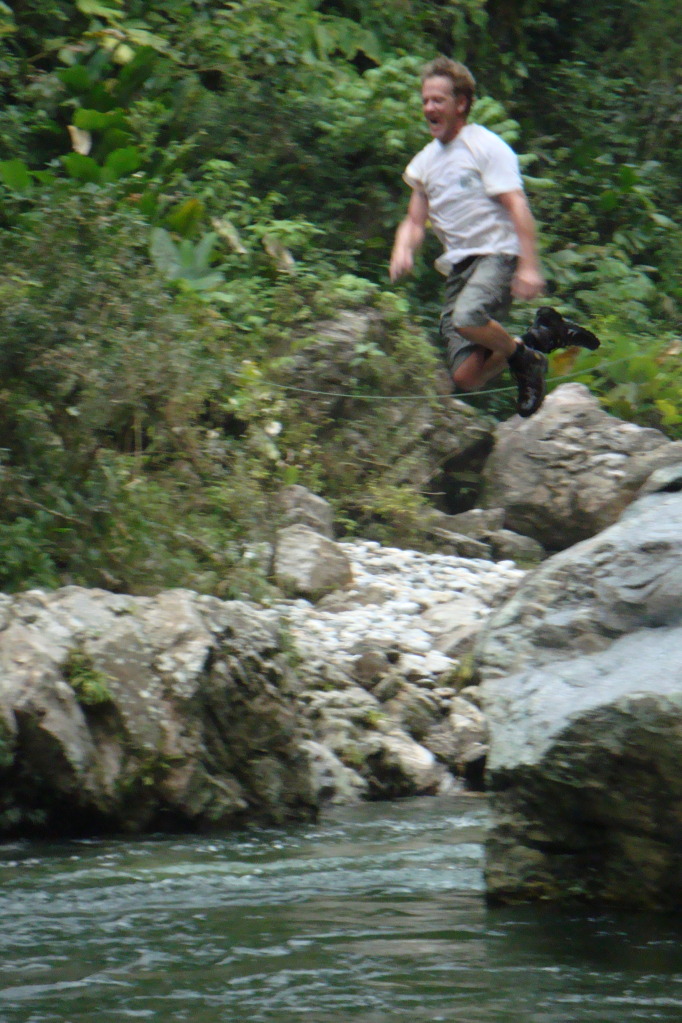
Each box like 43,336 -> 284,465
0,0 -> 680,597
340,744 -> 367,770
361,707 -> 385,729
0,185 -> 260,592
63,648 -> 113,706
149,228 -> 225,291
0,157 -> 31,190
277,624 -> 304,669
502,0 -> 682,316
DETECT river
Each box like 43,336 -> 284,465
1,795 -> 681,1023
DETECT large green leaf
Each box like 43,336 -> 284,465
57,66 -> 93,95
73,108 -> 127,132
76,0 -> 123,21
62,153 -> 102,183
149,227 -> 180,278
101,146 -> 142,182
0,159 -> 31,192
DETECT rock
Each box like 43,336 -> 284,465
301,740 -> 368,804
481,383 -> 682,549
301,684 -> 383,748
487,529 -> 545,565
351,650 -> 391,688
317,580 -> 395,611
428,507 -> 506,538
363,730 -> 446,799
424,509 -> 544,564
424,528 -> 493,560
285,308 -> 498,510
383,683 -> 443,740
636,461 -> 682,498
0,587 -> 318,836
277,485 -> 335,538
474,490 -> 682,681
272,524 -> 353,599
478,488 -> 682,909
423,697 -> 488,775
420,594 -> 489,658
0,524 -> 536,833
299,680 -> 449,797
372,676 -> 403,702
483,626 -> 682,910
458,685 -> 483,708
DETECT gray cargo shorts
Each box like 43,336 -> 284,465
439,253 -> 517,373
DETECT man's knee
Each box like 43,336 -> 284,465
452,360 -> 480,391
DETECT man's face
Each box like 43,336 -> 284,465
421,75 -> 467,144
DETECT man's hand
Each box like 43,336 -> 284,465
389,189 -> 428,283
512,263 -> 545,301
389,248 -> 414,282
497,190 -> 545,301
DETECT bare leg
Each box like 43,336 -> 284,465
452,347 -> 508,391
451,319 -> 519,391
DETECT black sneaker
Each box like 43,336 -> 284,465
508,342 -> 548,418
523,306 -> 600,354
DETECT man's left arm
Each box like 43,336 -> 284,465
496,189 -> 545,300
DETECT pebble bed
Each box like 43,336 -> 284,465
278,540 -> 527,681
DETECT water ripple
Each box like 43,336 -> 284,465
1,796 -> 682,1022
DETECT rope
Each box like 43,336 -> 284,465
257,353 -> 634,403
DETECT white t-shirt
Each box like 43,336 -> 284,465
403,123 -> 523,275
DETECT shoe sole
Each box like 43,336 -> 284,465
516,354 -> 547,418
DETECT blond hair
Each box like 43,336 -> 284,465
420,56 -> 476,114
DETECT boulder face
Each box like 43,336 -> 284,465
477,486 -> 682,909
272,524 -> 353,600
0,588 -> 318,836
481,383 -> 682,549
285,308 -> 498,512
277,484 -> 335,538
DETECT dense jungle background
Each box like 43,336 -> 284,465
0,0 -> 680,596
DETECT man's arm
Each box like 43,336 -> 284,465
389,189 -> 429,282
496,189 -> 545,300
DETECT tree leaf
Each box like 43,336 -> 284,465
62,153 -> 101,183
185,272 -> 225,291
193,232 -> 218,271
73,108 -> 126,131
0,159 -> 31,192
149,227 -> 180,278
57,66 -> 93,95
100,146 -> 142,182
165,199 -> 205,237
76,0 -> 123,21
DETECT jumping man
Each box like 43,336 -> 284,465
390,57 -> 598,417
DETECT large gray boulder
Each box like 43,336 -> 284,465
0,588 -> 318,836
272,524 -> 353,599
482,383 -> 682,549
477,484 -> 682,909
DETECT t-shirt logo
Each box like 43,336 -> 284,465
458,171 -> 477,189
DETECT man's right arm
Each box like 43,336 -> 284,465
389,189 -> 428,282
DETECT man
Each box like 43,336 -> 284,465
390,57 -> 598,417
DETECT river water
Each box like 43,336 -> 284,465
2,795 -> 681,1023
